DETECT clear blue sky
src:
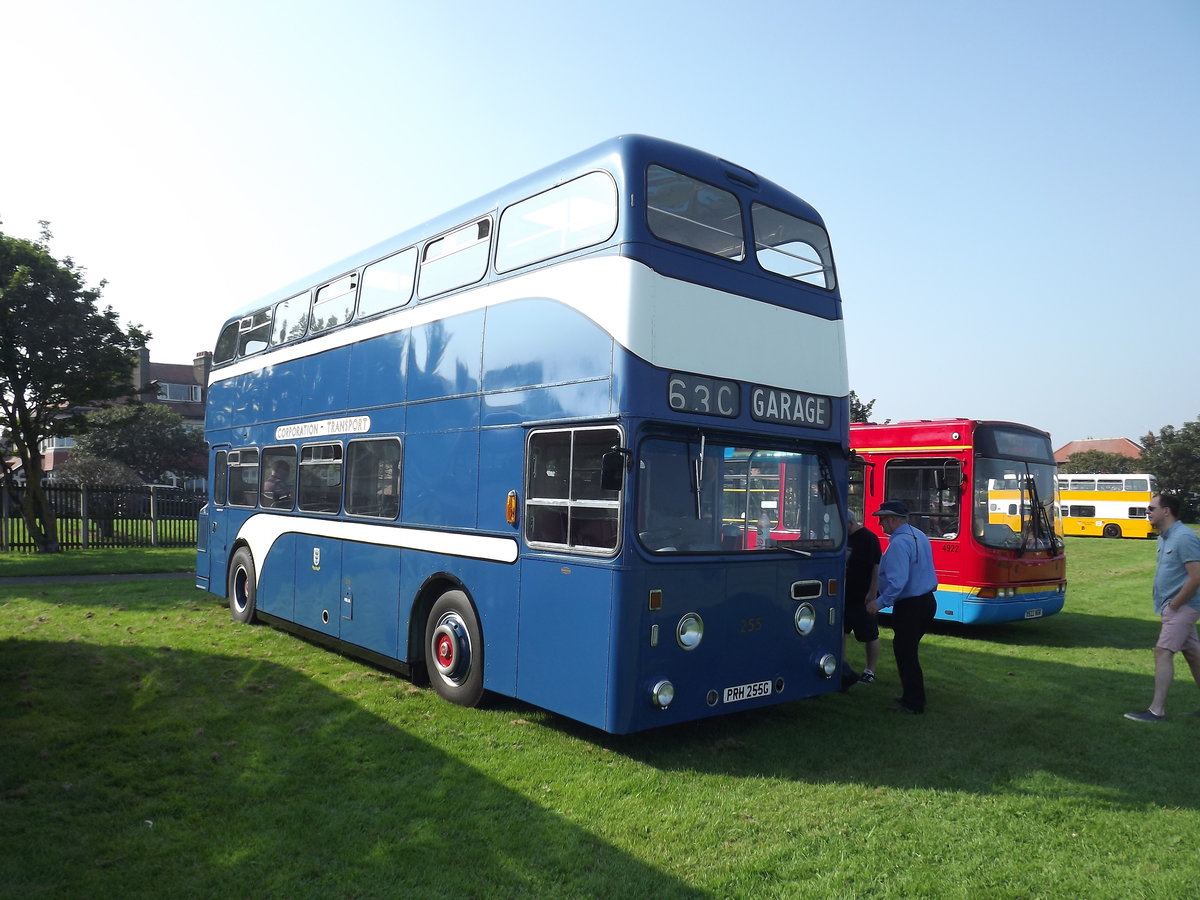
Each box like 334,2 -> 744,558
3,0 -> 1197,446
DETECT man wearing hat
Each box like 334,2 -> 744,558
866,500 -> 938,713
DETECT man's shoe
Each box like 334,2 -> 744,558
859,670 -> 876,684
887,702 -> 921,714
1123,709 -> 1165,722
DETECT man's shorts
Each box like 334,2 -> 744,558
843,602 -> 880,643
1157,603 -> 1200,653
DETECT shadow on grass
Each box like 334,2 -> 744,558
0,637 -> 704,899
8,580 -> 1196,863
923,610 -> 1159,651
594,634 -> 1200,810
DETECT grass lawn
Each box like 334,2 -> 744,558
2,536 -> 1197,898
0,548 -> 195,578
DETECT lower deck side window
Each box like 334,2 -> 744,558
526,427 -> 621,552
299,443 -> 343,514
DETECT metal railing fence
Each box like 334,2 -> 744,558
1,483 -> 204,552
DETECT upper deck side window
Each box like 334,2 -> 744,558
358,247 -> 417,318
418,218 -> 491,299
311,274 -> 358,334
213,321 -> 239,364
214,309 -> 273,363
495,171 -> 619,273
272,292 -> 310,345
646,165 -> 745,261
751,203 -> 837,291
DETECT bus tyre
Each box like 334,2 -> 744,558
425,591 -> 484,707
1103,523 -> 1122,539
228,547 -> 258,624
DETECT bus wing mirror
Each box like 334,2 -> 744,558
936,465 -> 964,491
601,448 -> 630,492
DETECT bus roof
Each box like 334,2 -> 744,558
226,134 -> 828,323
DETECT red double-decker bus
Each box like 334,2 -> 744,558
848,419 -> 1066,625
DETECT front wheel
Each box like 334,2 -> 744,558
424,590 -> 484,707
228,547 -> 258,623
1102,523 -> 1122,539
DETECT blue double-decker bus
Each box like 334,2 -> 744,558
196,135 -> 849,733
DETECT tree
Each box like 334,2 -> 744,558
53,455 -> 143,486
73,403 -> 206,484
1059,450 -> 1139,474
850,390 -> 887,425
0,221 -> 146,551
1140,414 -> 1200,520
52,455 -> 145,539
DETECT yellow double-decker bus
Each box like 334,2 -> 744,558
1056,473 -> 1157,538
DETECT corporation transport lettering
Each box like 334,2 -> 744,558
750,388 -> 831,428
275,416 -> 372,442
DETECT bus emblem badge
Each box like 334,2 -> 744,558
312,547 -> 321,571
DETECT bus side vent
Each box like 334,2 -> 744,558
790,580 -> 823,601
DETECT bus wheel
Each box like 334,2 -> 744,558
228,547 -> 258,624
425,590 -> 484,707
1103,523 -> 1122,539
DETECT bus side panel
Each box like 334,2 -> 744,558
517,559 -> 614,730
293,537 -> 343,638
349,329 -> 409,407
408,311 -> 484,400
227,373 -> 261,429
257,531 -> 297,619
302,347 -> 351,416
397,555 -> 520,697
404,415 -> 481,528
482,381 -> 614,426
477,426 -> 524,533
205,381 -> 235,432
482,298 -> 615,391
341,543 -> 401,658
261,358 -> 310,422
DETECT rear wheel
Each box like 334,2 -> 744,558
424,590 -> 484,707
1102,523 -> 1122,539
228,547 -> 257,623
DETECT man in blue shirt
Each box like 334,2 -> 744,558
1124,494 -> 1200,722
867,500 -> 938,714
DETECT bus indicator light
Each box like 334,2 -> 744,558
505,490 -> 518,526
648,589 -> 663,611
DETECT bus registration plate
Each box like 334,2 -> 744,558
1025,608 -> 1043,619
723,680 -> 772,704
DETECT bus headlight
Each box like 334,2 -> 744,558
652,680 -> 675,708
819,654 -> 838,678
794,602 -> 817,635
676,613 -> 704,650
